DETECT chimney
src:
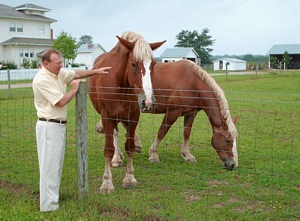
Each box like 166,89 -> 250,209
88,44 -> 93,49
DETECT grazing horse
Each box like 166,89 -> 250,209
97,59 -> 239,170
88,31 -> 165,194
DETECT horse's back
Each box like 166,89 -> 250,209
152,60 -> 214,114
154,60 -> 208,91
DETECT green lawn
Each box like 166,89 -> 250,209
0,70 -> 299,220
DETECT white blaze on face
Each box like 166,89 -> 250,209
141,60 -> 153,109
232,139 -> 238,167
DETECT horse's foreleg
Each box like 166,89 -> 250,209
181,114 -> 197,163
122,154 -> 137,188
121,120 -> 138,189
121,121 -> 143,153
99,119 -> 116,194
149,113 -> 178,163
100,158 -> 115,194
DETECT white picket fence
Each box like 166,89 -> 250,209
0,67 -> 85,82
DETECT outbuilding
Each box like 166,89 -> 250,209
267,44 -> 300,69
213,58 -> 246,71
160,48 -> 201,66
73,43 -> 106,69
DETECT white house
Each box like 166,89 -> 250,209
160,48 -> 201,66
0,3 -> 56,68
213,58 -> 246,71
73,43 -> 106,69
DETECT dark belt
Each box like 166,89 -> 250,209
38,118 -> 67,124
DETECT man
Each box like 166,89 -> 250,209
32,49 -> 111,212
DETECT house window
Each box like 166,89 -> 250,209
19,49 -> 23,58
38,25 -> 45,34
9,23 -> 23,32
17,23 -> 23,32
19,48 -> 34,58
9,23 -> 16,32
30,49 -> 34,58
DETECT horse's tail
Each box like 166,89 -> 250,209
186,60 -> 238,138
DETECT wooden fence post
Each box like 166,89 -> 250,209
76,80 -> 88,198
7,69 -> 11,98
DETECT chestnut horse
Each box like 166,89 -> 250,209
88,31 -> 165,194
97,60 -> 239,170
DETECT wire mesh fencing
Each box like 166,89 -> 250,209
0,77 -> 299,219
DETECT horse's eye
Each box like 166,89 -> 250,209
131,62 -> 136,68
225,139 -> 231,144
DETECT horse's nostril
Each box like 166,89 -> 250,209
231,164 -> 235,168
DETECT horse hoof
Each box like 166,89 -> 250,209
135,146 -> 142,153
99,184 -> 115,194
122,182 -> 137,189
112,161 -> 123,168
186,158 -> 197,163
96,126 -> 104,133
148,157 -> 160,163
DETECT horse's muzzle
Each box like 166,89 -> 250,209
222,158 -> 237,170
138,95 -> 155,113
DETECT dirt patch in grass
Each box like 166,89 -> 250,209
0,179 -> 29,195
181,190 -> 200,203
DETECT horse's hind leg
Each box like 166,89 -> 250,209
96,119 -> 124,167
182,114 -> 197,163
112,128 -> 125,167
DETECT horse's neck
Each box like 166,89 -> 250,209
109,44 -> 130,87
202,98 -> 224,130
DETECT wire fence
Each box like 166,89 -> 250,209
0,74 -> 299,219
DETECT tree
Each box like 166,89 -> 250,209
78,35 -> 93,47
52,31 -> 78,67
282,51 -> 292,69
269,56 -> 277,68
175,28 -> 215,64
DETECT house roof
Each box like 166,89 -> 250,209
213,58 -> 246,63
160,48 -> 199,58
0,3 -> 56,22
15,3 -> 50,12
1,37 -> 54,46
267,44 -> 300,55
77,43 -> 106,53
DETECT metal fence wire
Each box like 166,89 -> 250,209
0,77 -> 299,219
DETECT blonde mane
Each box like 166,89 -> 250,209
187,60 -> 238,138
121,31 -> 153,62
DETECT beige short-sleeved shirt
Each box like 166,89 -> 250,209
32,67 -> 75,121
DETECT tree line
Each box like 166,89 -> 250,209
54,29 -> 271,67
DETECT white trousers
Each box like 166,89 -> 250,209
36,121 -> 66,212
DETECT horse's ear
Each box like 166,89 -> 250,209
233,116 -> 239,124
150,40 -> 166,51
116,35 -> 136,50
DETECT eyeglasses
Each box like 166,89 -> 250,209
50,61 -> 63,65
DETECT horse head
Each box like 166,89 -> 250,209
211,116 -> 239,170
117,33 -> 166,112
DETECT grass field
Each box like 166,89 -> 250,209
0,70 -> 299,220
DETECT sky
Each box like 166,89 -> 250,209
2,0 -> 300,57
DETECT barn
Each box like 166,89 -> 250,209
160,48 -> 201,66
267,44 -> 300,69
213,58 -> 246,71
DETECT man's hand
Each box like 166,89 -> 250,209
71,79 -> 80,91
95,67 -> 111,74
